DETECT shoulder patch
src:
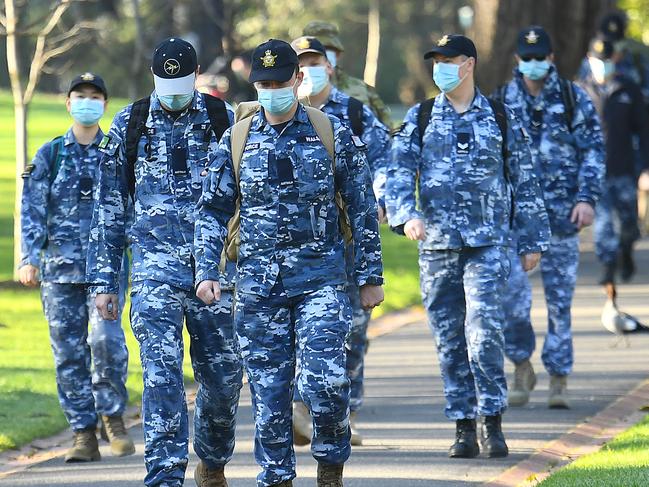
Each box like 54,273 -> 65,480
98,135 -> 111,150
520,126 -> 530,139
21,163 -> 35,179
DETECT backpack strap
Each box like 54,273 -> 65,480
416,98 -> 435,147
202,93 -> 230,141
48,136 -> 65,184
347,97 -> 365,137
125,97 -> 151,199
487,97 -> 509,165
491,84 -> 508,104
559,78 -> 576,132
230,115 -> 256,184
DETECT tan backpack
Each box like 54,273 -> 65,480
219,101 -> 352,270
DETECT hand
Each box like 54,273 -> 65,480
520,252 -> 541,272
196,280 -> 221,305
96,293 -> 119,321
378,206 -> 388,224
359,284 -> 384,310
570,202 -> 595,230
404,219 -> 426,241
18,264 -> 39,287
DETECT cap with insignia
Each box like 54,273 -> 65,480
68,72 -> 108,98
291,36 -> 327,58
151,37 -> 198,96
303,21 -> 345,52
517,26 -> 552,57
599,12 -> 626,42
249,39 -> 299,83
424,34 -> 477,60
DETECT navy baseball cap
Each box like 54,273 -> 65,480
599,12 -> 626,41
68,72 -> 108,98
152,38 -> 198,95
424,34 -> 477,60
249,39 -> 299,83
517,26 -> 552,57
291,36 -> 327,57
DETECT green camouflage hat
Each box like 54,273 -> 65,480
303,21 -> 344,52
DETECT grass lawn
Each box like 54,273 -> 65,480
0,89 -> 421,452
539,414 -> 649,487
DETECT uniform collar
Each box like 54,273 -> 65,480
63,127 -> 105,147
435,87 -> 489,113
328,86 -> 346,105
251,102 -> 310,131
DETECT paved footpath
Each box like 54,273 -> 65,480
1,239 -> 648,486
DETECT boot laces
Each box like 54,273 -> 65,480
105,416 -> 127,438
73,430 -> 94,448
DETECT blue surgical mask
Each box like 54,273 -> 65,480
588,57 -> 615,85
433,60 -> 468,93
298,66 -> 329,97
326,50 -> 338,68
70,98 -> 104,126
518,59 -> 550,80
257,84 -> 297,115
158,92 -> 194,111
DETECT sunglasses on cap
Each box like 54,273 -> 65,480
520,55 -> 548,62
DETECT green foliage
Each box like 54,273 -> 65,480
539,415 -> 649,487
620,0 -> 649,44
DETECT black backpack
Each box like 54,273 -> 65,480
492,78 -> 576,132
416,96 -> 510,163
124,93 -> 230,199
347,96 -> 364,137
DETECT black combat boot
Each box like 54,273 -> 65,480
480,415 -> 509,458
448,418 -> 480,458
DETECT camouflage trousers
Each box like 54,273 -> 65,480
40,282 -> 129,431
595,175 -> 640,265
419,246 -> 509,419
236,277 -> 352,487
503,235 -> 579,376
294,280 -> 371,412
130,280 -> 242,487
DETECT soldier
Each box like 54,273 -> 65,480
194,39 -> 384,487
19,73 -> 134,462
578,38 -> 649,286
493,27 -> 605,409
387,35 -> 550,459
86,38 -> 242,487
289,35 -> 391,447
303,21 -> 392,127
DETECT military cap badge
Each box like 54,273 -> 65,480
525,30 -> 539,44
81,72 -> 95,81
297,38 -> 311,50
261,50 -> 278,68
609,21 -> 618,33
438,35 -> 450,47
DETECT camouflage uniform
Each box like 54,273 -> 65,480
20,128 -> 129,432
303,21 -> 392,127
294,86 -> 390,411
496,67 -> 605,376
86,92 -> 242,487
387,90 -> 550,418
194,104 -> 383,486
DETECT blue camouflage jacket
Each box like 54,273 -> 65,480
387,89 -> 550,255
86,91 -> 234,294
497,67 -> 605,237
319,87 -> 391,205
194,104 -> 384,298
21,128 -> 106,283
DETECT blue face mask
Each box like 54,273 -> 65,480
158,92 -> 194,111
70,98 -> 104,126
257,84 -> 297,115
326,50 -> 338,68
298,66 -> 330,97
433,60 -> 468,93
518,59 -> 551,80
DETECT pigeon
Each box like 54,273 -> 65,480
601,283 -> 649,347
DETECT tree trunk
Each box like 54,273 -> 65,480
472,0 -> 618,94
129,0 -> 146,100
5,0 -> 26,281
363,0 -> 380,87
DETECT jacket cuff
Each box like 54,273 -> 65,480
357,275 -> 384,287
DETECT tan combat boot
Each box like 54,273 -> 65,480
292,401 -> 312,446
548,375 -> 570,409
349,411 -> 363,446
101,415 -> 135,456
508,359 -> 537,407
65,428 -> 101,462
194,460 -> 228,487
317,463 -> 344,487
